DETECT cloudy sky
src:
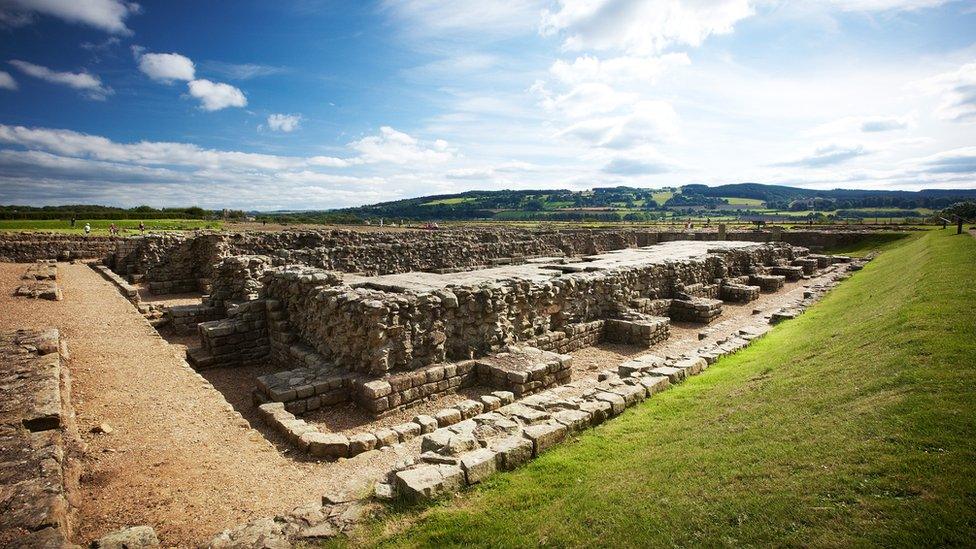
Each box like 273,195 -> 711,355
0,0 -> 974,210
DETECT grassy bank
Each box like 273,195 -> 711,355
0,218 -> 221,236
344,229 -> 976,547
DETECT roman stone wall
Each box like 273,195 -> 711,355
259,242 -> 799,375
0,328 -> 78,547
0,232 -> 118,262
106,228 -> 884,293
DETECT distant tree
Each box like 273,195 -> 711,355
941,201 -> 976,221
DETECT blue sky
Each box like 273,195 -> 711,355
0,0 -> 974,210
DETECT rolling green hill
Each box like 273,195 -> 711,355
298,183 -> 976,223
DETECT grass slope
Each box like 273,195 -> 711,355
0,218 -> 220,235
346,230 -> 976,547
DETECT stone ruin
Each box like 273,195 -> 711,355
14,260 -> 63,301
70,227 -> 861,464
0,225 -> 876,546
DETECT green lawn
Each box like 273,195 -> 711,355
0,218 -> 221,236
342,229 -> 976,547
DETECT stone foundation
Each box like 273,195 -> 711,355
0,329 -> 78,547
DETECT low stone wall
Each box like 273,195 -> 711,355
0,328 -> 78,547
190,301 -> 269,368
603,315 -> 671,346
15,260 -> 63,301
260,243 -> 798,376
167,304 -> 220,335
523,320 -> 605,354
0,232 -> 118,262
107,227 -> 892,294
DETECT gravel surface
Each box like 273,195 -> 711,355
0,263 -> 413,547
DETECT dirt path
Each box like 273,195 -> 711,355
0,263 -> 411,546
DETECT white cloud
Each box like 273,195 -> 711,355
136,52 -> 196,84
912,146 -> 976,174
810,114 -> 914,136
8,59 -> 112,99
381,0 -> 546,39
822,0 -> 949,12
919,62 -> 976,123
0,123 -> 453,174
549,53 -> 690,85
186,79 -> 247,111
204,61 -> 287,80
0,0 -> 140,34
0,124 -> 472,208
540,0 -> 755,55
558,100 -> 680,149
348,126 -> 455,164
773,143 -> 872,168
0,70 -> 16,90
267,113 -> 302,132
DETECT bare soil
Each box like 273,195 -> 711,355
0,263 -> 415,547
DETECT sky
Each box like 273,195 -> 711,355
0,0 -> 974,210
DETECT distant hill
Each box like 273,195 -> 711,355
286,183 -> 975,223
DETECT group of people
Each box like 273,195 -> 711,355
70,216 -> 146,236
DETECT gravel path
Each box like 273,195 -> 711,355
0,263 -> 411,547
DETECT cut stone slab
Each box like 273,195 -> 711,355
435,408 -> 462,427
522,421 -> 567,456
592,391 -> 626,415
348,432 -> 377,455
374,428 -> 399,448
498,402 -> 550,424
489,436 -> 534,471
578,400 -> 611,426
552,409 -> 591,434
673,357 -> 706,376
412,414 -> 438,434
302,432 -> 349,459
93,525 -> 160,548
459,448 -> 497,485
648,366 -> 685,383
638,375 -> 670,396
395,464 -> 466,502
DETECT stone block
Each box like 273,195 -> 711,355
489,436 -> 534,471
412,414 -> 438,434
523,421 -> 567,456
302,432 -> 349,459
395,464 -> 466,503
459,448 -> 497,485
435,408 -> 462,427
348,433 -> 377,455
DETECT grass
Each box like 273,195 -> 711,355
651,190 -> 674,204
821,232 -> 913,257
422,197 -> 478,206
722,196 -> 765,206
0,218 -> 221,236
340,229 -> 976,547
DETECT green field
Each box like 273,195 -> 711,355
0,218 -> 221,236
722,196 -> 765,206
341,229 -> 976,547
422,197 -> 478,206
651,190 -> 674,204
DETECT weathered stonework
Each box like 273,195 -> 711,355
0,329 -> 79,548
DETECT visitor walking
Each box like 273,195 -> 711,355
139,221 -> 145,234
70,216 -> 76,228
84,223 -> 91,236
